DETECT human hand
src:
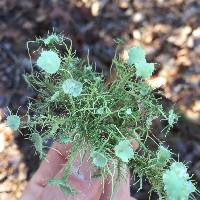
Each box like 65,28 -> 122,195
20,143 -> 137,200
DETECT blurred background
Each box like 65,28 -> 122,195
0,0 -> 199,199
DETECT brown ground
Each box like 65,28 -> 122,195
0,0 -> 200,199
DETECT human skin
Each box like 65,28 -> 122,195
20,143 -> 137,200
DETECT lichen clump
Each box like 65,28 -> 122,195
6,115 -> 20,131
163,162 -> 196,200
8,33 -> 197,199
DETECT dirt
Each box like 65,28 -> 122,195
0,0 -> 200,199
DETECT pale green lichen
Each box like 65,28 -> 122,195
157,146 -> 171,165
43,34 -> 63,45
62,79 -> 83,97
128,46 -> 155,78
168,109 -> 179,127
21,34 -> 198,199
6,115 -> 20,131
135,62 -> 155,78
126,108 -> 132,115
37,50 -> 61,74
128,46 -> 146,65
91,151 -> 108,168
114,140 -> 134,162
163,162 -> 196,200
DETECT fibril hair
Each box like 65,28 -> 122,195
8,33 -> 197,199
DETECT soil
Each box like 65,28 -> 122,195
0,0 -> 200,199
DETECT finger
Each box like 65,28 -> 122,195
99,171 -> 129,200
100,172 -> 136,200
100,140 -> 138,200
39,172 -> 103,200
40,152 -> 103,200
31,143 -> 71,186
131,140 -> 139,151
20,143 -> 71,200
